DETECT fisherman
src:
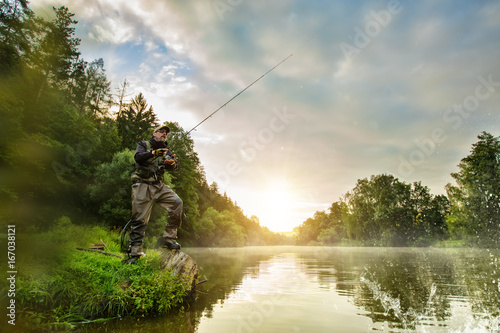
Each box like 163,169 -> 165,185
126,124 -> 183,263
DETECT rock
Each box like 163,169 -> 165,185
159,250 -> 198,301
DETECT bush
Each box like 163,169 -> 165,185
192,208 -> 246,247
86,150 -> 135,227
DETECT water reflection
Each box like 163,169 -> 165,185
83,247 -> 500,333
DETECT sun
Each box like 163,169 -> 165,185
258,178 -> 296,232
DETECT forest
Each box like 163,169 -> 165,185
0,2 -> 285,247
294,131 -> 500,248
2,3 -> 500,249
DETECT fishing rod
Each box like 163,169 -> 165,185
186,53 -> 293,135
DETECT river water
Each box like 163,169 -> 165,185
86,246 -> 500,333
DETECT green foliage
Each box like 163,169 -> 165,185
70,58 -> 112,116
317,226 -> 341,244
192,207 -> 246,247
12,219 -> 186,332
27,6 -> 80,87
86,149 -> 136,227
446,131 -> 500,247
116,92 -> 158,150
165,122 -> 202,237
0,4 -> 119,227
343,175 -> 448,246
295,202 -> 348,245
295,175 -> 448,247
0,0 -> 34,75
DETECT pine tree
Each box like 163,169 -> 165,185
116,93 -> 158,150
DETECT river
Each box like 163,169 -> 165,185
85,246 -> 500,332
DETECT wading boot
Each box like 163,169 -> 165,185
125,244 -> 146,264
162,238 -> 181,250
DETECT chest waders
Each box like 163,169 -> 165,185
121,141 -> 182,263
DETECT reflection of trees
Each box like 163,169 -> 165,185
188,248 -> 272,316
352,249 -> 458,330
141,247 -> 278,331
300,248 -> 500,331
453,249 -> 500,319
296,248 -> 466,330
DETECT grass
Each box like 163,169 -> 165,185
6,217 -> 187,332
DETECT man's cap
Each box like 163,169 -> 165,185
154,125 -> 170,133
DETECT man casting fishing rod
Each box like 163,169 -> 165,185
122,54 -> 293,263
125,125 -> 182,264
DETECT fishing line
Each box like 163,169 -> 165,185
186,53 -> 293,135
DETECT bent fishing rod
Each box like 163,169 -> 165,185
186,53 -> 293,135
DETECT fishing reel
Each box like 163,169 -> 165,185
152,148 -> 178,172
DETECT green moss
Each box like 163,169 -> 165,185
11,218 -> 187,332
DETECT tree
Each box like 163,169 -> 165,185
294,202 -> 348,245
115,79 -> 131,118
116,92 -> 158,150
405,182 -> 448,246
26,6 -> 81,106
0,6 -> 87,226
295,211 -> 330,245
191,207 -> 245,247
316,174 -> 448,246
165,122 -> 203,240
216,210 -> 246,247
0,0 -> 33,75
318,202 -> 348,245
86,150 -> 135,226
0,4 -> 126,228
191,207 -> 218,246
447,131 -> 500,247
342,175 -> 403,244
70,58 -> 112,116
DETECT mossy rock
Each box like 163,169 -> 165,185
159,250 -> 198,300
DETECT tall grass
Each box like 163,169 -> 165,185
8,217 -> 187,332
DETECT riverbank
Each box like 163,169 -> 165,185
4,218 -> 188,332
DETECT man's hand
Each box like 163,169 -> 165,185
152,149 -> 167,157
164,156 -> 177,171
164,159 -> 176,166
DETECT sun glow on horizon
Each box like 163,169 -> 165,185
257,177 -> 299,232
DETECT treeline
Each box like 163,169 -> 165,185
0,3 -> 287,246
295,131 -> 500,248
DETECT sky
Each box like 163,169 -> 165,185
31,0 -> 500,232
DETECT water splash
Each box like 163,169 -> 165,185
360,271 -> 422,329
361,271 -> 500,333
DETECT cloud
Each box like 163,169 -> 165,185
31,0 -> 500,230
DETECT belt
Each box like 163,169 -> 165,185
133,180 -> 160,185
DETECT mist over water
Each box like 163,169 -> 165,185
84,246 -> 500,333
